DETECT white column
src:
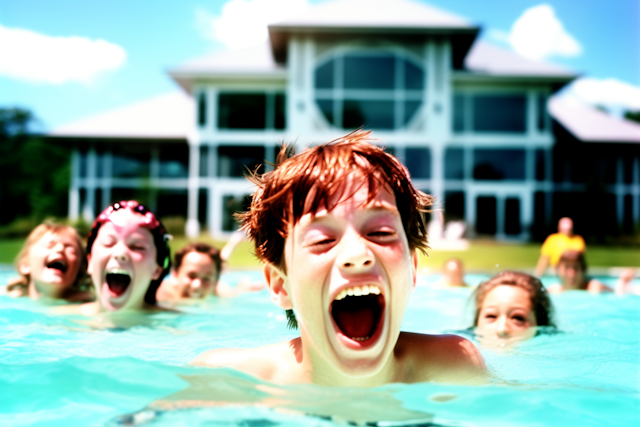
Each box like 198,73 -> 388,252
495,195 -> 505,240
186,143 -> 201,238
68,149 -> 80,222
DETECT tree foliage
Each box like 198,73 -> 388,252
0,108 -> 71,225
624,110 -> 640,124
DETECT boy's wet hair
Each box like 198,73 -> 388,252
9,221 -> 90,298
558,250 -> 586,271
86,200 -> 171,305
240,129 -> 433,271
239,130 -> 433,329
472,271 -> 555,328
174,242 -> 222,285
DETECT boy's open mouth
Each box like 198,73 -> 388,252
331,285 -> 385,342
46,260 -> 67,273
106,270 -> 131,297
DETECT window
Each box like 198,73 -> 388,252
198,91 -> 207,127
535,149 -> 546,181
222,194 -> 251,231
476,196 -> 497,235
218,146 -> 264,177
444,191 -> 465,222
405,147 -> 431,179
218,92 -> 286,130
315,51 -> 424,130
537,94 -> 547,132
199,146 -> 208,177
444,147 -> 464,180
504,198 -> 521,235
112,150 -> 149,178
453,92 -> 527,133
473,149 -> 525,180
159,145 -> 188,178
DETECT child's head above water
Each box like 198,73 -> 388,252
86,201 -> 171,311
172,242 -> 222,299
473,271 -> 555,344
557,250 -> 587,290
12,222 -> 87,300
240,130 -> 433,374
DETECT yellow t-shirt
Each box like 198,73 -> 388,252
540,233 -> 586,267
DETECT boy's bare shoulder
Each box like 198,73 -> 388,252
191,340 -> 297,383
395,332 -> 487,384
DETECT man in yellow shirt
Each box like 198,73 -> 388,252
534,217 -> 585,277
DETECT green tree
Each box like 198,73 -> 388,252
624,110 -> 640,124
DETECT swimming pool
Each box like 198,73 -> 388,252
1,266 -> 639,426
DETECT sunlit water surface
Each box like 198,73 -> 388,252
1,266 -> 639,426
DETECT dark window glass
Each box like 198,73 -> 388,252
473,95 -> 526,132
222,194 -> 251,231
532,191 -> 547,239
199,146 -> 208,177
476,196 -> 497,235
317,99 -> 334,124
405,147 -> 431,179
275,93 -> 286,130
535,149 -> 546,181
444,147 -> 464,179
198,189 -> 207,225
473,149 -> 525,180
452,94 -> 465,133
159,145 -> 188,178
217,146 -> 264,178
112,152 -> 149,178
404,60 -> 424,90
444,191 -> 465,222
78,151 -> 87,178
623,194 -> 634,234
505,198 -> 521,235
218,93 -> 266,129
537,94 -> 547,131
315,60 -> 334,89
344,55 -> 395,89
198,91 -> 207,127
157,189 -> 188,217
404,100 -> 421,124
622,155 -> 633,184
96,151 -> 103,178
343,100 -> 394,130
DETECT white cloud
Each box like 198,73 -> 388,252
0,24 -> 126,85
506,4 -> 582,61
565,78 -> 640,113
196,0 -> 309,49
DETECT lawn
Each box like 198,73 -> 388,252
2,235 -> 638,274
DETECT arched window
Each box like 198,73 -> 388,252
314,51 -> 424,130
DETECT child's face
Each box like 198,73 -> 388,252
557,260 -> 584,289
268,175 -> 417,377
21,231 -> 81,298
88,209 -> 163,311
476,285 -> 537,345
175,251 -> 217,299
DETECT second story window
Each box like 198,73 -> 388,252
217,92 -> 286,130
315,51 -> 424,130
453,92 -> 527,133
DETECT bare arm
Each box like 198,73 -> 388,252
534,255 -> 550,277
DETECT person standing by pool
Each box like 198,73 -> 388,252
534,217 -> 586,277
472,271 -> 555,347
3,222 -> 92,302
193,130 -> 487,386
157,242 -> 264,301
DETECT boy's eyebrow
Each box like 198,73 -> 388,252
303,203 -> 401,226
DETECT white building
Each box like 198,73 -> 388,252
49,0 -> 640,240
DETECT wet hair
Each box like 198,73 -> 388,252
174,242 -> 222,285
472,271 -> 555,328
8,222 -> 90,299
239,129 -> 433,329
558,250 -> 586,272
86,200 -> 171,305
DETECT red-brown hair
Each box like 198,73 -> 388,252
240,130 -> 433,271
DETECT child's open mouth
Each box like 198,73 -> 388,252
106,270 -> 131,297
331,285 -> 385,342
46,260 -> 67,273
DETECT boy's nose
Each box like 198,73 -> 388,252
337,236 -> 375,272
191,279 -> 202,289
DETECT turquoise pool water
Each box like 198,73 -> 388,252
1,266 -> 639,426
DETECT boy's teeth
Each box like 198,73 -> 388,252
334,285 -> 381,301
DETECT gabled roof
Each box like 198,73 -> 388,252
549,95 -> 640,143
268,0 -> 479,63
463,41 -> 576,80
49,91 -> 193,140
169,42 -> 286,92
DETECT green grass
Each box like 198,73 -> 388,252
2,235 -> 638,273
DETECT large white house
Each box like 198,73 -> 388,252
49,0 -> 640,241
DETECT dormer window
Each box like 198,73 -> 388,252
314,51 -> 424,130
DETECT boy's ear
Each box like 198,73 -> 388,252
152,265 -> 164,281
18,262 -> 30,276
411,250 -> 418,292
263,263 -> 293,310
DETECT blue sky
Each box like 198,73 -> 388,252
0,0 -> 638,131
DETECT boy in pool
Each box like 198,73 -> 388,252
4,222 -> 92,301
548,250 -> 611,294
59,200 -> 172,316
193,130 -> 486,386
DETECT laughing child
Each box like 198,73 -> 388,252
193,130 -> 487,386
60,200 -> 172,316
4,222 -> 92,302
